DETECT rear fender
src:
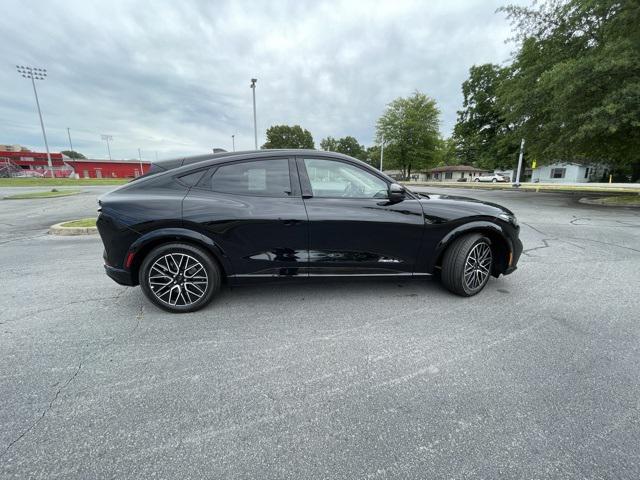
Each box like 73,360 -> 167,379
127,228 -> 232,282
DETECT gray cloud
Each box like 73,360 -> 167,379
0,0 -> 526,160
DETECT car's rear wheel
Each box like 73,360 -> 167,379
441,233 -> 493,296
139,243 -> 221,313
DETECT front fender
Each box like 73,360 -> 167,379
428,220 -> 514,273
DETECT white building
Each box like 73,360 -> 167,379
424,165 -> 490,182
530,162 -> 603,183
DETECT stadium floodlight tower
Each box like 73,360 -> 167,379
16,65 -> 54,178
101,134 -> 113,161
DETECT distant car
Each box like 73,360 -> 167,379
97,150 -> 522,313
475,173 -> 507,183
13,170 -> 44,178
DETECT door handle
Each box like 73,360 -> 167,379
280,219 -> 301,226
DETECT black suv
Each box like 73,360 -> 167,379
97,150 -> 522,313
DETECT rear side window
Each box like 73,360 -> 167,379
210,159 -> 291,197
178,170 -> 207,186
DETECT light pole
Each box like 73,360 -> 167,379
380,134 -> 385,172
513,138 -> 525,187
137,148 -> 144,177
250,78 -> 258,150
231,134 -> 236,152
16,65 -> 54,178
66,127 -> 74,152
66,127 -> 76,175
101,134 -> 113,160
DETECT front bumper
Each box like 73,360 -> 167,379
503,236 -> 523,275
104,264 -> 135,286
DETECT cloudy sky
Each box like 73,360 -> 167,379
1,0 -> 526,160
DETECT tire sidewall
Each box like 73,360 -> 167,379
139,243 -> 219,313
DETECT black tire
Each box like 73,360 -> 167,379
474,178 -> 480,182
441,234 -> 493,297
139,243 -> 221,313
492,178 -> 497,183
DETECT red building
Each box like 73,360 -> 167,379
0,149 -> 151,178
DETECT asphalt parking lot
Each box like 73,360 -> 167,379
1,185 -> 639,479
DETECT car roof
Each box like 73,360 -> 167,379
153,149 -> 354,170
123,149 -> 397,191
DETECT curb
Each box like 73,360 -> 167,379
49,222 -> 98,236
578,197 -> 640,208
3,191 -> 82,200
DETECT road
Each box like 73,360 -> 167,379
1,186 -> 639,479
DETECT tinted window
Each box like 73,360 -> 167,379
211,159 -> 291,197
303,158 -> 387,198
178,170 -> 207,186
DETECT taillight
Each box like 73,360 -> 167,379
125,252 -> 135,268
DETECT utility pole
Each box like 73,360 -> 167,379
138,148 -> 144,176
231,134 -> 236,152
513,138 -> 525,187
380,134 -> 384,172
250,78 -> 258,149
101,134 -> 113,160
16,65 -> 54,178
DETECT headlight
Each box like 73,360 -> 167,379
498,212 -> 519,227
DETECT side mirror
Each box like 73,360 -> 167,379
388,183 -> 405,203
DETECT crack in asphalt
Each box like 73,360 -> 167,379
0,363 -> 84,461
0,300 -> 144,461
0,233 -> 49,246
1,290 -> 130,325
522,222 -> 547,235
522,238 -> 552,255
566,236 -> 640,254
570,217 -> 591,226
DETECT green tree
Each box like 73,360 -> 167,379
320,135 -> 365,159
337,136 -> 365,158
375,91 -> 441,179
262,125 -> 314,149
61,150 -> 86,159
434,137 -> 459,166
320,136 -> 339,151
453,64 -> 519,170
498,0 -> 640,179
360,145 -> 382,168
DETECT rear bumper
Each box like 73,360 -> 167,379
104,264 -> 135,286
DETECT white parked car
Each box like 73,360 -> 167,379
474,173 -> 508,183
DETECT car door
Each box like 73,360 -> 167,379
182,156 -> 308,277
297,156 -> 425,276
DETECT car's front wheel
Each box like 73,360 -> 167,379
139,243 -> 221,313
441,233 -> 493,296
474,178 -> 480,182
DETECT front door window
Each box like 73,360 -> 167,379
303,158 -> 387,198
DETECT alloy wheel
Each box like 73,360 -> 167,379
148,253 -> 209,307
463,242 -> 492,291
